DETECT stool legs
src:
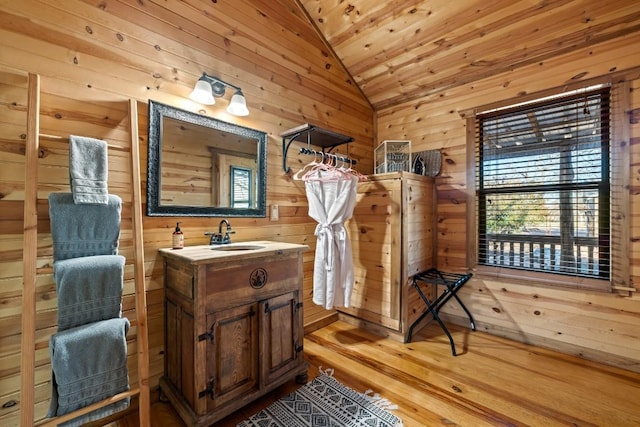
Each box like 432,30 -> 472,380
406,269 -> 475,356
452,292 -> 476,331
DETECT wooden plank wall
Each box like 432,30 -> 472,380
0,0 -> 373,425
376,33 -> 640,372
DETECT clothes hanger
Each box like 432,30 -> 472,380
337,154 -> 367,182
303,152 -> 350,182
293,149 -> 322,180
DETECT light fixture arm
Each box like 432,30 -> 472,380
198,73 -> 241,97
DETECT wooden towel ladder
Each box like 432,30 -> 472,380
19,73 -> 150,426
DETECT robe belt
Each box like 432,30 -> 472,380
315,223 -> 347,272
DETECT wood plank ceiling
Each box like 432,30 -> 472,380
296,0 -> 640,110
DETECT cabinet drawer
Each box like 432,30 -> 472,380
204,255 -> 301,311
203,256 -> 301,312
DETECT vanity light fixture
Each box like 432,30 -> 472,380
189,73 -> 250,116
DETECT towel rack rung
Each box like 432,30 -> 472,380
34,388 -> 140,427
39,132 -> 120,149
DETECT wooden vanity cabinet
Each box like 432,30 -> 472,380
159,243 -> 308,427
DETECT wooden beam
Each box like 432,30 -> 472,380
128,98 -> 151,426
20,72 -> 39,427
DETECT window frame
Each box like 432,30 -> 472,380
465,81 -> 630,294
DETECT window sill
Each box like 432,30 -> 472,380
472,265 -> 611,293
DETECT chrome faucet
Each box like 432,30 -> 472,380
205,219 -> 235,245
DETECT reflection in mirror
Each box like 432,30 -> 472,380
147,100 -> 267,217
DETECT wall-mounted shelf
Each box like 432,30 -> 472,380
281,123 -> 354,173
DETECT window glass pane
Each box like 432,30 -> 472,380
479,189 -> 607,276
231,167 -> 251,208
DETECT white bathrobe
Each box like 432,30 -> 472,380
304,171 -> 358,309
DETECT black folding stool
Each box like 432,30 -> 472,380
405,268 -> 476,356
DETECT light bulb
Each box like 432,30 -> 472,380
189,79 -> 215,105
227,90 -> 249,116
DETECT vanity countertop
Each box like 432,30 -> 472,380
158,241 -> 309,265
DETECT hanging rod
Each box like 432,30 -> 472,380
298,147 -> 357,166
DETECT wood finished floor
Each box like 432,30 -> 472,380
107,320 -> 640,427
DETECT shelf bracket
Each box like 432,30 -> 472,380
282,130 -> 306,174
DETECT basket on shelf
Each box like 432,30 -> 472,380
374,140 -> 411,174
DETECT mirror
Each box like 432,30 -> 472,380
147,100 -> 267,217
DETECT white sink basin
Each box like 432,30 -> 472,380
210,244 -> 265,251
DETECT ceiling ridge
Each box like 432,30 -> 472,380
292,0 -> 374,112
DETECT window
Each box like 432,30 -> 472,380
476,87 -> 611,281
230,166 -> 252,208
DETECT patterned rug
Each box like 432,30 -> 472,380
237,369 -> 403,427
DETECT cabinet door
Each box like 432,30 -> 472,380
205,303 -> 259,411
165,298 -> 196,407
343,178 -> 402,330
260,291 -> 303,385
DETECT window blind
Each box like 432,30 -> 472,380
231,167 -> 251,208
476,88 -> 610,279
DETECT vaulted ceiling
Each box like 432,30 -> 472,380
297,0 -> 640,110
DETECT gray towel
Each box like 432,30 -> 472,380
54,255 -> 125,331
48,317 -> 130,426
48,193 -> 121,261
69,135 -> 109,205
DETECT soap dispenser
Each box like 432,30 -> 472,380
172,222 -> 184,249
